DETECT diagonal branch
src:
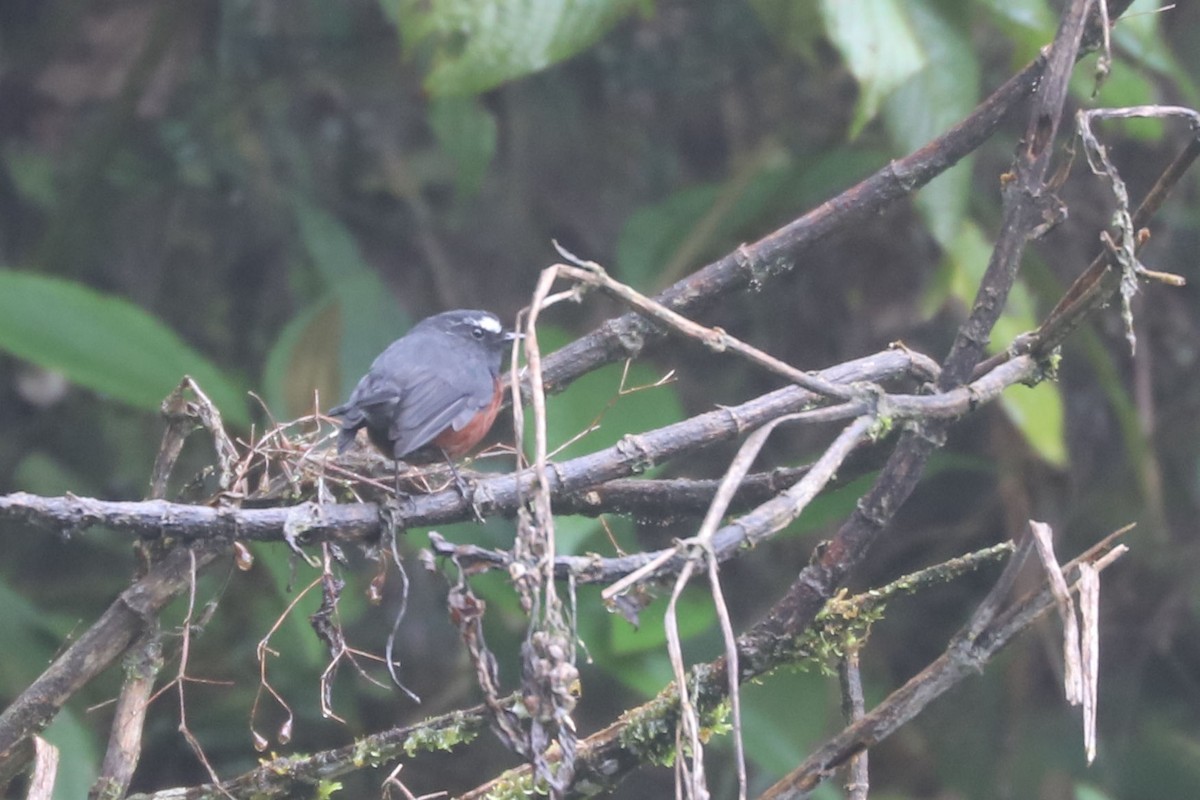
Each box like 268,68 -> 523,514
0,350 -> 930,545
528,0 -> 1135,401
758,533 -> 1129,799
0,540 -> 227,766
736,0 -> 1104,674
455,535 -> 1113,800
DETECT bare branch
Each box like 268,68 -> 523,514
0,540 -> 227,769
456,540 -> 1027,799
758,536 -> 1129,799
837,652 -> 868,800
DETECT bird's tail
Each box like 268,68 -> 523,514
328,403 -> 360,454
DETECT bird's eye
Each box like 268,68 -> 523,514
471,327 -> 485,339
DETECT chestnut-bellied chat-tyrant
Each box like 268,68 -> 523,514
329,309 -> 520,699
329,309 -> 521,466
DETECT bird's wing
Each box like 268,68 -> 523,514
329,370 -> 399,427
327,370 -> 403,453
388,369 -> 493,457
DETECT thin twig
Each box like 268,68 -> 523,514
526,1 -> 1141,401
550,245 -> 857,402
837,652 -> 868,800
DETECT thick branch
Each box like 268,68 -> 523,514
759,537 -> 1128,799
458,538 -> 1121,799
529,41 -> 1044,399
974,122 -> 1200,377
0,542 -> 226,765
1,350 -> 925,543
737,0 -> 1105,719
124,702 -> 492,800
939,0 -> 1095,390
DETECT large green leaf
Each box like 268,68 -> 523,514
615,146 -> 803,292
819,0 -> 979,245
261,298 -> 341,420
1074,785 -> 1117,800
617,145 -> 890,293
882,0 -> 979,247
0,579 -> 57,689
1115,722 -> 1200,798
43,709 -> 98,800
4,148 -> 58,209
0,270 -> 249,426
385,0 -> 648,96
819,0 -> 927,137
739,669 -> 836,779
616,184 -> 721,292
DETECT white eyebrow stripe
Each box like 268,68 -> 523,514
470,315 -> 503,333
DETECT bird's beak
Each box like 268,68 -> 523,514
504,330 -> 524,342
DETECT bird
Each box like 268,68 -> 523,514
328,309 -> 521,474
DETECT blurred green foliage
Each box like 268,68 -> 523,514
0,0 -> 1198,797
385,0 -> 651,95
0,270 -> 250,426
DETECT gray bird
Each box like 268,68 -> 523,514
329,309 -> 521,463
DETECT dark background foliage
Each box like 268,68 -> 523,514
1,1 -> 1199,798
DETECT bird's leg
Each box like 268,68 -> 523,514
440,448 -> 485,523
440,448 -> 470,498
391,459 -> 417,517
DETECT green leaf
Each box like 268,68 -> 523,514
390,0 -> 648,96
820,0 -> 927,137
607,586 -> 716,656
594,647 -> 675,697
617,144 -> 813,291
552,514 -> 606,557
0,270 -> 249,426
977,0 -> 1055,32
616,184 -> 721,291
11,451 -> 98,497
44,709 -> 98,800
976,0 -> 1056,63
247,544 -> 329,667
0,579 -> 57,689
262,298 -> 341,420
938,223 -> 1066,465
1119,724 -> 1200,799
999,380 -> 1066,466
617,144 -> 890,293
4,147 -> 58,209
291,200 -> 409,399
882,0 -> 980,246
747,0 -> 823,61
429,96 -> 498,201
740,670 -> 834,777
1074,785 -> 1116,800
